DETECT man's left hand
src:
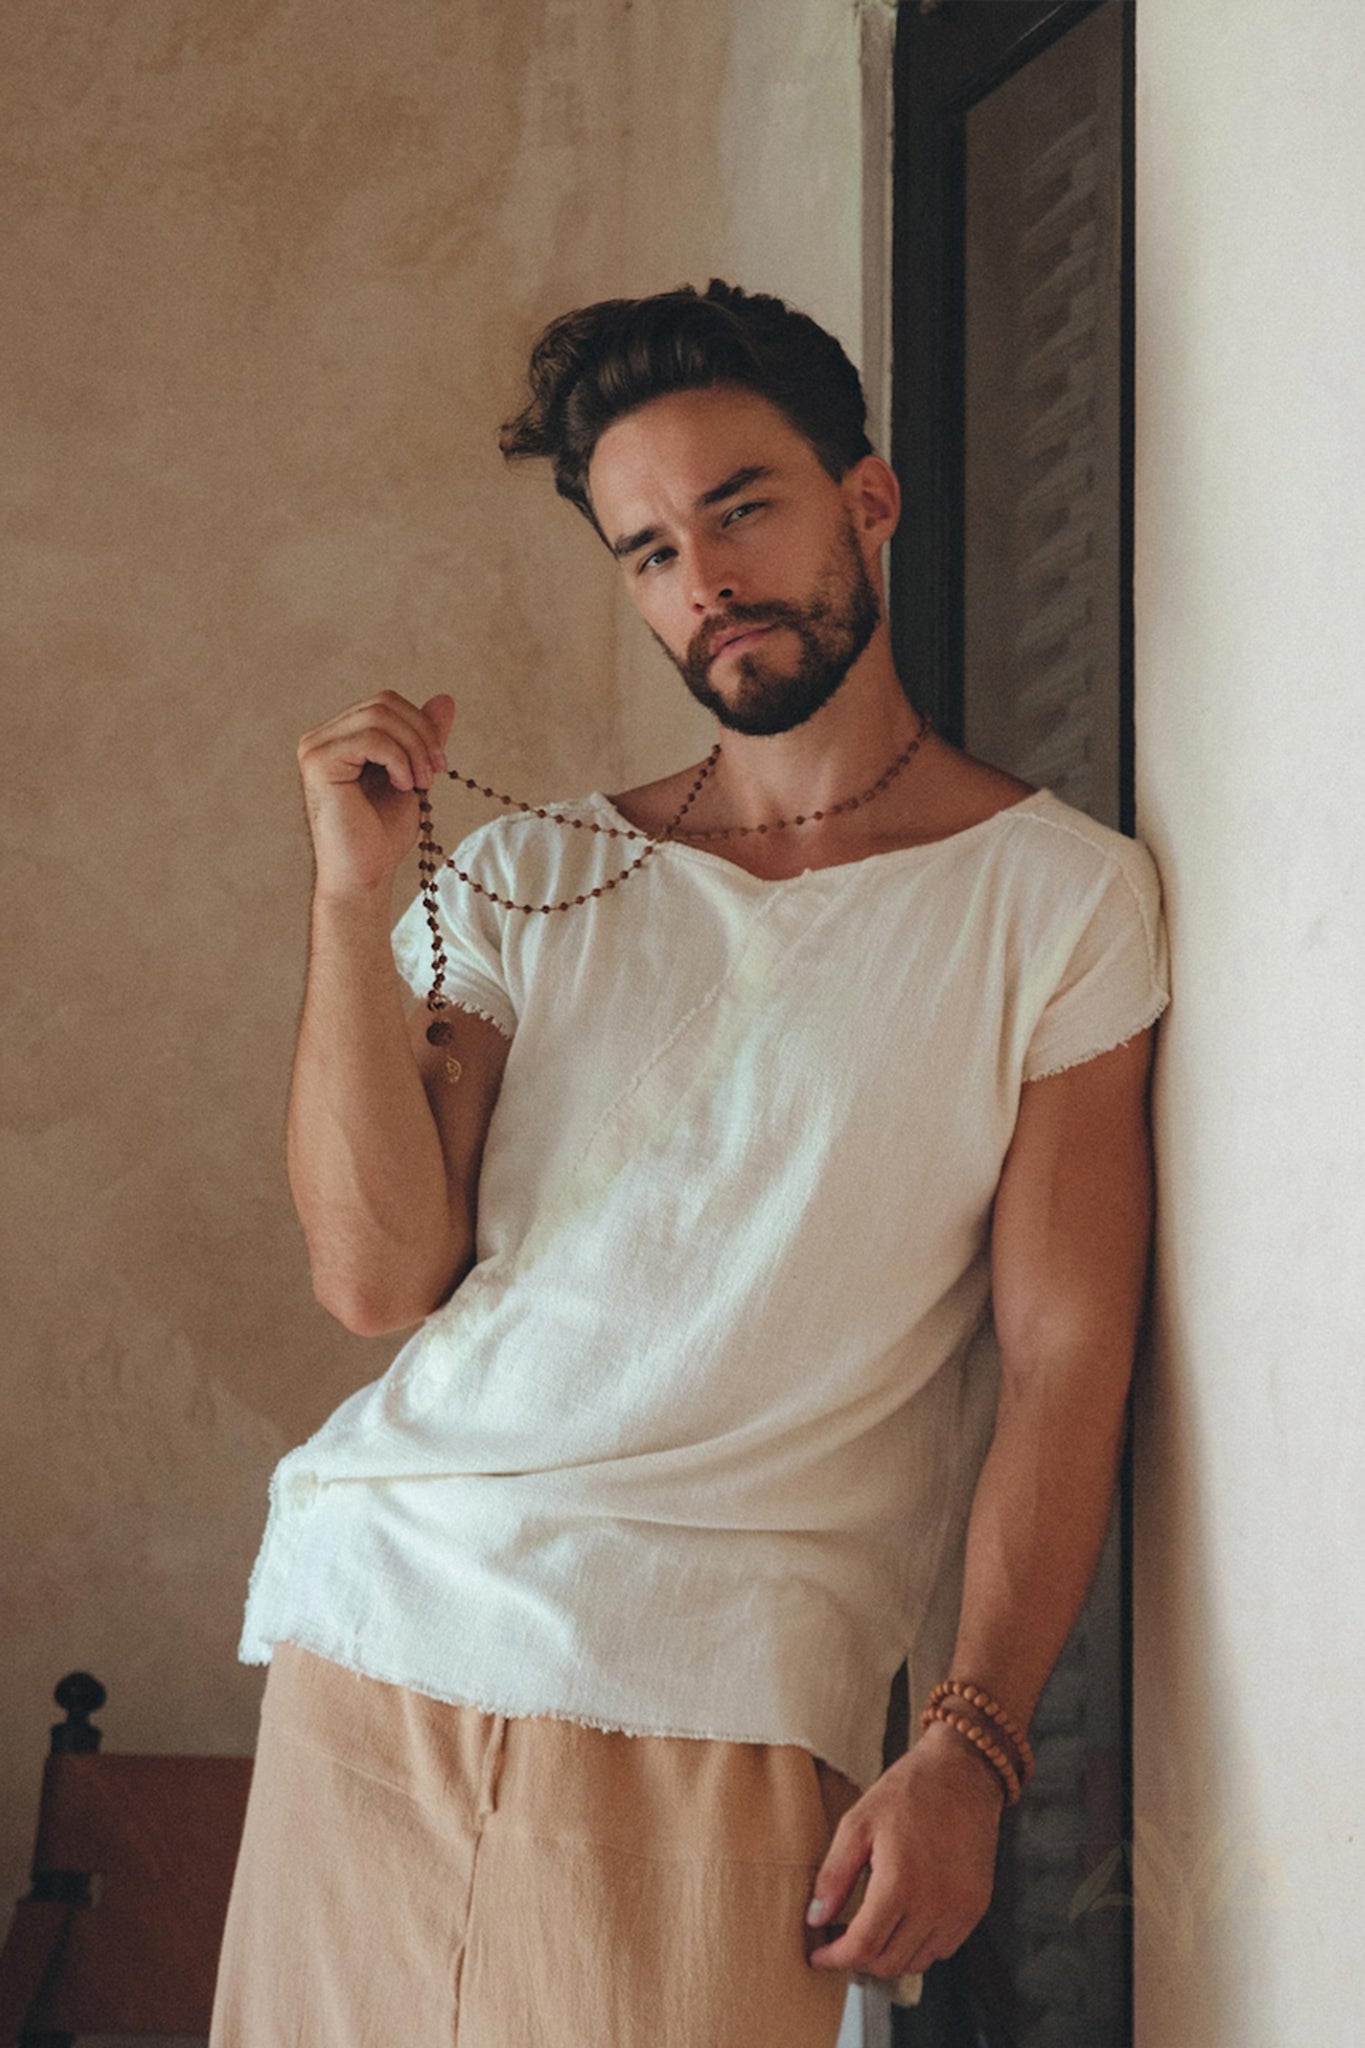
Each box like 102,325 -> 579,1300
804,1727 -> 1004,1981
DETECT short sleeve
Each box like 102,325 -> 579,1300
1021,839 -> 1170,1082
389,825 -> 517,1041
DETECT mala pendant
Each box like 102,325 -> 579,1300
425,1014 -> 463,1084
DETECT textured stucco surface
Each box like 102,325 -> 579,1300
1133,2 -> 1365,2040
0,0 -> 867,1910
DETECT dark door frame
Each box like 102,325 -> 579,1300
889,6 -> 1138,2042
890,0 -> 1136,834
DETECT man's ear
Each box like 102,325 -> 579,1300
844,453 -> 900,550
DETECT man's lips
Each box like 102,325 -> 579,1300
711,622 -> 777,660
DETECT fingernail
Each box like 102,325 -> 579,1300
806,1897 -> 831,1927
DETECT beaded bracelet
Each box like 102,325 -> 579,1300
919,1705 -> 1022,1807
923,1678 -> 1035,1782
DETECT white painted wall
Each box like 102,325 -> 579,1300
1133,2 -> 1365,2040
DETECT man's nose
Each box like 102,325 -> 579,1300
684,539 -> 738,615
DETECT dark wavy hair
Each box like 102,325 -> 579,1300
498,279 -> 875,540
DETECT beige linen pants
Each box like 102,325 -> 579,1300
209,1641 -> 864,2048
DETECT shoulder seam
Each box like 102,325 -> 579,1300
1010,806 -> 1164,990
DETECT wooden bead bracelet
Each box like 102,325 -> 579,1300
919,1704 -> 1022,1806
919,1678 -> 1034,1807
924,1678 -> 1035,1780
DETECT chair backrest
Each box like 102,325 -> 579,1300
0,1673 -> 252,2040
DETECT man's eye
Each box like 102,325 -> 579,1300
637,547 -> 674,574
723,500 -> 765,525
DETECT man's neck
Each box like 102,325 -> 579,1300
690,640 -> 932,834
607,627 -> 1039,876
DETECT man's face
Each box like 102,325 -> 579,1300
586,384 -> 885,737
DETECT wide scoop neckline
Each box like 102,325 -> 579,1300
583,784 -> 1055,884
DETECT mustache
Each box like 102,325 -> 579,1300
694,604 -> 804,664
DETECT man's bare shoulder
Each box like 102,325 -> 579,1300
916,739 -> 1038,816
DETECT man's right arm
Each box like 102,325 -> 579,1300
285,687 -> 510,1337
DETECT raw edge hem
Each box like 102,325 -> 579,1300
240,1627 -> 874,1793
1022,989 -> 1170,1084
414,991 -> 515,1040
444,994 -> 513,1039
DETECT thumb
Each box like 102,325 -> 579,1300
422,693 -> 456,744
805,1827 -> 869,1929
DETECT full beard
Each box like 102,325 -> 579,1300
650,516 -> 883,738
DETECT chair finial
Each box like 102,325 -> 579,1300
51,1670 -> 106,1754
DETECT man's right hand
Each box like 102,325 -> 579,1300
296,689 -> 456,902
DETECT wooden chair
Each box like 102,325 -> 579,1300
0,1673 -> 252,2045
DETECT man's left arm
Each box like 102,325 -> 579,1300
806,1023 -> 1158,1982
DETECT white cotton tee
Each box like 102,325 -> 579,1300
239,782 -> 1171,1793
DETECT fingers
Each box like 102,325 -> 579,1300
299,690 -> 451,794
360,690 -> 449,785
810,1896 -> 950,1981
806,1836 -> 970,1980
421,692 -> 456,753
805,1812 -> 871,1934
298,695 -> 434,789
807,1855 -> 908,1975
811,1888 -> 973,1983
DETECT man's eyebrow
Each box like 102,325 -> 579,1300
697,463 -> 775,508
609,464 -> 777,561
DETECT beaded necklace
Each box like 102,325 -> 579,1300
417,709 -> 934,1070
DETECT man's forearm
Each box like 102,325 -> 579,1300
940,1347 -> 1134,1732
286,888 -> 469,1333
805,1350 -> 1133,1978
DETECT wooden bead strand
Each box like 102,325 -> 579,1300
417,744 -> 722,1055
414,708 -> 934,1067
679,715 -> 933,840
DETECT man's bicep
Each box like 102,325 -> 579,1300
403,997 -> 512,1237
989,1028 -> 1157,1379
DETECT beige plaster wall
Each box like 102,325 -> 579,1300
0,0 -> 631,1898
0,0 -> 868,1912
1133,1 -> 1365,2039
609,0 -> 869,781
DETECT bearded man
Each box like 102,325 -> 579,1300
211,280 -> 1170,2048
